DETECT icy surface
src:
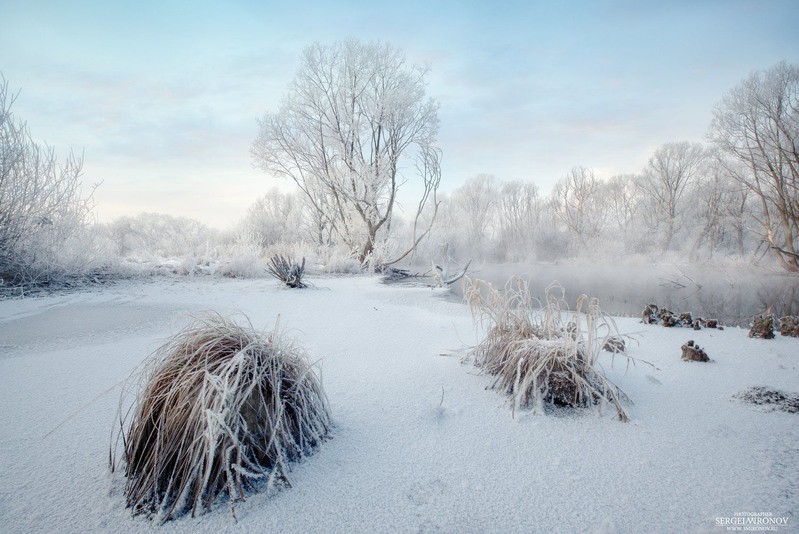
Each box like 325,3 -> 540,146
0,276 -> 797,533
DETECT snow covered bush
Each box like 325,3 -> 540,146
315,246 -> 363,274
111,314 -> 331,522
102,213 -> 218,260
239,188 -> 310,247
213,236 -> 266,278
1,74 -> 97,287
464,278 -> 631,420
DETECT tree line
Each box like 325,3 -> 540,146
428,145 -> 750,264
1,43 -> 797,288
250,44 -> 798,271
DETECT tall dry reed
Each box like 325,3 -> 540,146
464,278 -> 631,420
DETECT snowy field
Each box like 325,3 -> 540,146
0,275 -> 797,533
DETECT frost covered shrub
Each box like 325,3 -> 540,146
239,188 -> 309,248
213,237 -> 266,279
0,75 -> 97,286
111,314 -> 331,522
320,255 -> 362,274
464,278 -> 631,420
88,213 -> 230,280
102,213 -> 219,262
316,246 -> 363,274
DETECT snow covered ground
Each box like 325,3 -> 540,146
0,275 -> 797,533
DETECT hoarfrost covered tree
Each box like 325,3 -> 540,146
683,153 -> 755,261
451,174 -> 498,256
551,166 -> 606,250
240,188 -> 309,247
638,142 -> 706,253
496,180 -> 541,260
251,40 -> 441,265
709,61 -> 799,271
600,174 -> 643,252
0,74 -> 95,286
687,157 -> 734,260
107,213 -> 214,259
603,174 -> 641,236
718,156 -> 755,259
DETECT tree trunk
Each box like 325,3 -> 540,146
358,226 -> 377,265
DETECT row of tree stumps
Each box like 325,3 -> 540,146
642,303 -> 722,331
641,303 -> 799,364
749,314 -> 799,339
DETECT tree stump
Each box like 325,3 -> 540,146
603,336 -> 625,353
748,315 -> 775,339
779,316 -> 799,337
681,340 -> 709,362
642,303 -> 659,324
641,304 -> 720,331
659,309 -> 678,327
678,312 -> 693,326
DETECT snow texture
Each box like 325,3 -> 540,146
0,276 -> 797,533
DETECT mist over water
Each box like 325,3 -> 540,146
444,262 -> 799,327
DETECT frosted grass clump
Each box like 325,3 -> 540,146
110,313 -> 331,522
464,278 -> 631,421
267,255 -> 306,288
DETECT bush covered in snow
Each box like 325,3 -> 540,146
0,75 -> 99,287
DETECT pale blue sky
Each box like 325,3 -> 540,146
1,0 -> 797,228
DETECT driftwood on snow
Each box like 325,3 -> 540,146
431,243 -> 471,287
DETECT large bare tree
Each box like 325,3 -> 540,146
451,174 -> 499,254
496,180 -> 541,260
251,40 -> 441,264
709,61 -> 799,271
552,166 -> 605,248
638,141 -> 706,253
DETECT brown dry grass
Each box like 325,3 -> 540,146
464,278 -> 632,421
110,313 -> 331,522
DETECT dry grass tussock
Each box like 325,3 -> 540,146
464,278 -> 633,421
110,313 -> 331,523
267,255 -> 306,288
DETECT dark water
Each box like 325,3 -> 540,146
404,263 -> 799,327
